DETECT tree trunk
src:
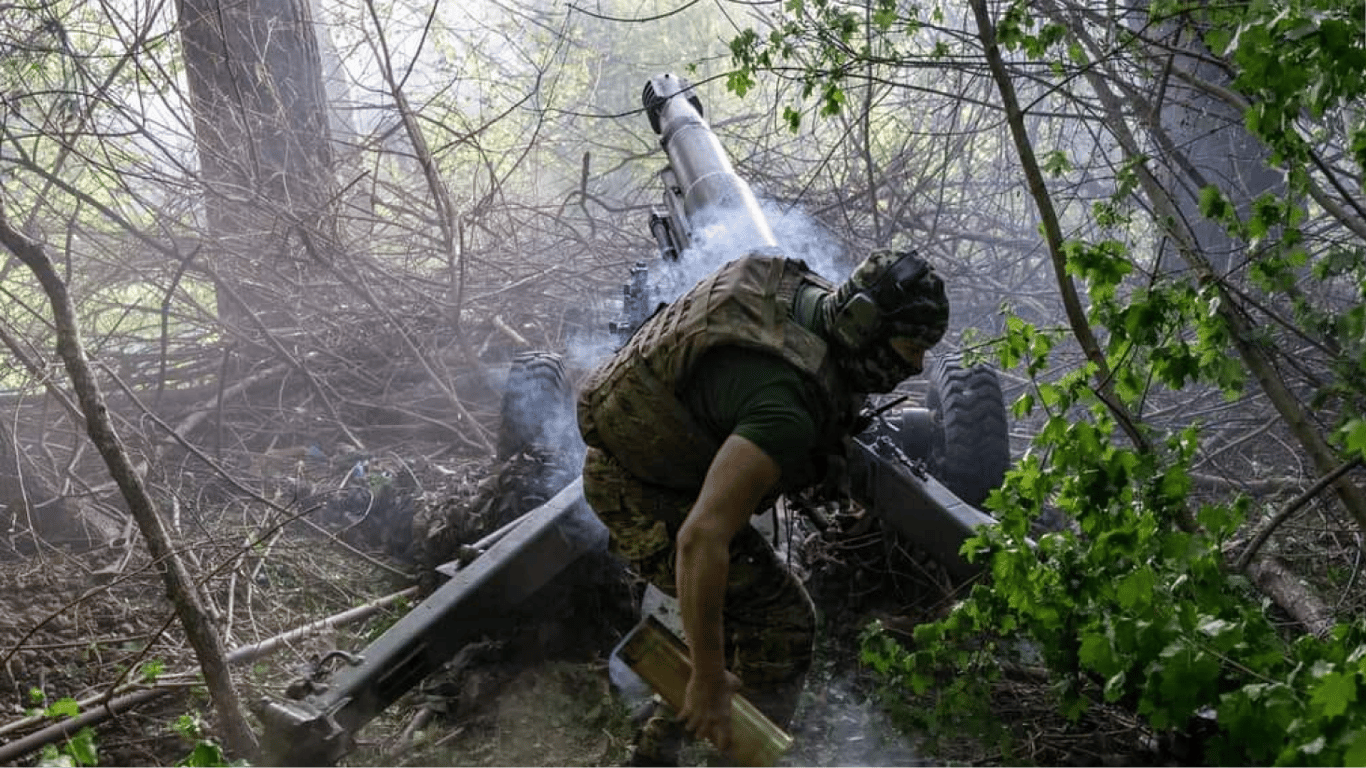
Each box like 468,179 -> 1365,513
1142,10 -> 1286,277
176,0 -> 336,330
0,417 -> 103,553
1073,55 -> 1366,536
974,0 -> 1365,634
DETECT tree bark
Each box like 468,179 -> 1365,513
968,0 -> 1154,458
1244,556 -> 1336,638
176,0 -> 336,329
0,218 -> 259,758
1070,48 -> 1366,537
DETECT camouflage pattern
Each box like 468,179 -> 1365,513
829,333 -> 930,394
577,256 -> 861,492
577,256 -> 887,763
584,446 -> 816,732
825,249 -> 950,393
832,249 -> 950,350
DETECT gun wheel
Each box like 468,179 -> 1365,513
922,353 -> 1010,507
498,351 -> 578,461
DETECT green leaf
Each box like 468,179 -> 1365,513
1042,149 -> 1071,177
1352,129 -> 1366,176
1310,670 -> 1357,718
871,0 -> 897,29
1343,729 -> 1366,767
1080,631 -> 1117,675
37,744 -> 70,768
65,727 -> 98,767
1199,185 -> 1229,220
178,741 -> 228,768
726,69 -> 755,98
819,84 -> 846,116
1067,40 -> 1087,65
173,712 -> 203,740
1342,419 -> 1366,459
45,698 -> 80,719
1204,27 -> 1232,55
1197,502 -> 1238,537
1117,568 -> 1155,611
1104,671 -> 1128,702
1300,734 -> 1328,756
1197,617 -> 1233,638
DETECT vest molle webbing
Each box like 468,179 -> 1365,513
577,256 -> 857,490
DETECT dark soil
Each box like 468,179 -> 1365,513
0,445 -> 1153,768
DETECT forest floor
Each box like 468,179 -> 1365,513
0,429 -> 1157,768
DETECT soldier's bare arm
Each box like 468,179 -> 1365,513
676,433 -> 781,751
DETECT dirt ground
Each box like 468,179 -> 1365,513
329,499 -> 976,768
346,648 -> 935,767
0,543 -> 1145,768
0,449 -> 1151,768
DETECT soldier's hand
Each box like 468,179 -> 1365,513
680,666 -> 742,752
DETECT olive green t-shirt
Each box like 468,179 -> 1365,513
681,345 -> 825,484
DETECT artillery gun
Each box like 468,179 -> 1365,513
257,73 -> 1011,765
631,72 -> 1011,512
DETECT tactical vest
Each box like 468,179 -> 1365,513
578,256 -> 860,491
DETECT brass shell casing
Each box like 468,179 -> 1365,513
618,616 -> 794,767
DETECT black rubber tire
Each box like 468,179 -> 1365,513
497,351 -> 580,462
922,353 -> 1010,507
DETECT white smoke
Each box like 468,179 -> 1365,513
561,195 -> 849,376
791,670 -> 929,766
764,199 -> 849,282
653,197 -> 850,306
562,331 -> 619,376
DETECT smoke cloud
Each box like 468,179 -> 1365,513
793,671 -> 931,766
653,197 -> 849,305
560,194 -> 848,382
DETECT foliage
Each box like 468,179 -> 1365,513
1192,0 -> 1366,168
21,691 -> 243,759
859,621 -> 1015,758
37,728 -> 98,768
171,711 -> 241,768
728,0 -> 933,132
726,0 -> 1366,763
860,323 -> 1366,763
3,0 -> 1364,760
140,658 -> 166,684
32,697 -> 99,767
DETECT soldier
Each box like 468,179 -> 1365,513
578,249 -> 949,765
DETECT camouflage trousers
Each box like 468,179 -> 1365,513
582,445 -> 816,735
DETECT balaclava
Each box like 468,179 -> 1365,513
793,249 -> 949,393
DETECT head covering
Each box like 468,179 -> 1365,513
799,249 -> 949,393
830,337 -> 927,393
829,249 -> 949,350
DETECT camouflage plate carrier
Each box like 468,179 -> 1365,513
577,255 -> 861,491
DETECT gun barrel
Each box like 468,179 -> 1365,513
642,74 -> 778,256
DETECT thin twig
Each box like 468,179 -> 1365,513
97,360 -> 413,580
0,586 -> 418,761
1235,456 -> 1364,572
